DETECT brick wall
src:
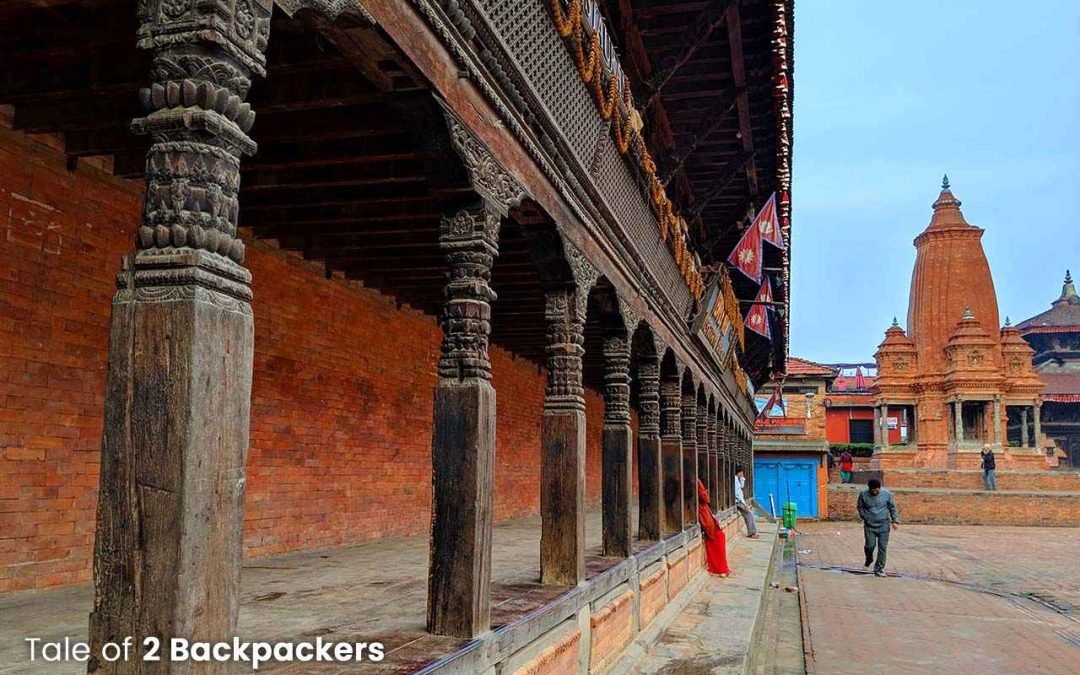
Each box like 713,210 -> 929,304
0,128 -> 612,592
827,485 -> 1080,526
877,469 -> 1080,493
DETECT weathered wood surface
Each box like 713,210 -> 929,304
90,253 -> 255,674
602,425 -> 633,557
540,411 -> 587,586
428,380 -> 496,637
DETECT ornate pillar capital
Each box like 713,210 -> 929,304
543,286 -> 585,413
602,333 -> 631,426
437,204 -> 500,381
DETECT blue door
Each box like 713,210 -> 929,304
753,457 -> 818,518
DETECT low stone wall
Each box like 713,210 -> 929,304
826,485 -> 1080,527
878,469 -> 1080,492
444,510 -> 746,675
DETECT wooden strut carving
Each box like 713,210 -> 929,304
435,102 -> 526,381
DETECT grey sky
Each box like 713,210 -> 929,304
790,0 -> 1080,363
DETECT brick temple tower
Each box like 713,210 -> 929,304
871,178 -> 1046,469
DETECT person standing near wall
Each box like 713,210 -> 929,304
839,450 -> 854,483
980,444 -> 997,491
734,467 -> 759,539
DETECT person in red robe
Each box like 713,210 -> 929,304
697,479 -> 731,577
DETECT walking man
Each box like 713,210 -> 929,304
734,467 -> 759,539
981,444 -> 997,491
857,478 -> 899,577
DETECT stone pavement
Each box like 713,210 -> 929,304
795,522 -> 1080,674
630,521 -> 779,674
0,510 -> 637,674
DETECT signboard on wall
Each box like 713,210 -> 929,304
754,417 -> 806,435
690,278 -> 736,368
887,417 -> 899,430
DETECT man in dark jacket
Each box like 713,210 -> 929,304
857,479 -> 900,577
981,444 -> 997,491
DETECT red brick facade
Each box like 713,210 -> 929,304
0,129 -> 614,592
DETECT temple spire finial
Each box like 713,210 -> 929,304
1066,269 -> 1073,284
1005,316 -> 1012,327
962,306 -> 975,320
891,316 -> 899,327
942,173 -> 950,190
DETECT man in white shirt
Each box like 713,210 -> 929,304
734,467 -> 759,538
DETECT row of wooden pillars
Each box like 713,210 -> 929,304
87,6 -> 758,670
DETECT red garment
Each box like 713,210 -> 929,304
696,480 -> 731,576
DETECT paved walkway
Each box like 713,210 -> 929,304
796,522 -> 1080,674
631,522 -> 779,674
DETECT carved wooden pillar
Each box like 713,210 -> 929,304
540,278 -> 589,585
660,371 -> 684,535
602,331 -> 632,557
88,1 -> 271,667
956,399 -> 965,443
1021,407 -> 1029,447
428,203 -> 500,637
636,359 -> 663,541
696,398 -> 708,515
428,106 -> 525,638
680,385 -> 698,527
707,412 -> 719,512
719,416 -> 730,508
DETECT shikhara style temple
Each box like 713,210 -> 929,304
870,178 -> 1047,470
0,0 -> 794,671
1018,272 -> 1080,467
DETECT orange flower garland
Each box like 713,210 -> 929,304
547,0 -> 705,300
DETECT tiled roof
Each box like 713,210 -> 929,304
785,356 -> 839,379
1039,372 -> 1080,396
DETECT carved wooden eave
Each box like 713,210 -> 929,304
401,0 -> 759,421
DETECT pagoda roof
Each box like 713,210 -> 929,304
1017,271 -> 1080,332
1038,372 -> 1080,401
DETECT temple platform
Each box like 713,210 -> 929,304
0,508 -> 743,674
827,483 -> 1080,527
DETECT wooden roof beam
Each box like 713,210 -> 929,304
642,0 -> 733,110
725,1 -> 758,198
687,151 -> 747,220
660,85 -> 741,187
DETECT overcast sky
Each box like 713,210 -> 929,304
789,0 -> 1080,363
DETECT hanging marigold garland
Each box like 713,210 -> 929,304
547,0 -> 705,301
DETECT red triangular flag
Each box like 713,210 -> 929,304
727,220 -> 762,283
758,384 -> 785,419
754,193 -> 785,250
745,276 -> 772,339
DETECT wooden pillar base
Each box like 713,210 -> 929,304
637,435 -> 662,541
428,379 -> 496,637
541,410 -> 587,585
661,438 -> 684,535
602,424 -> 633,557
90,250 -> 254,670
